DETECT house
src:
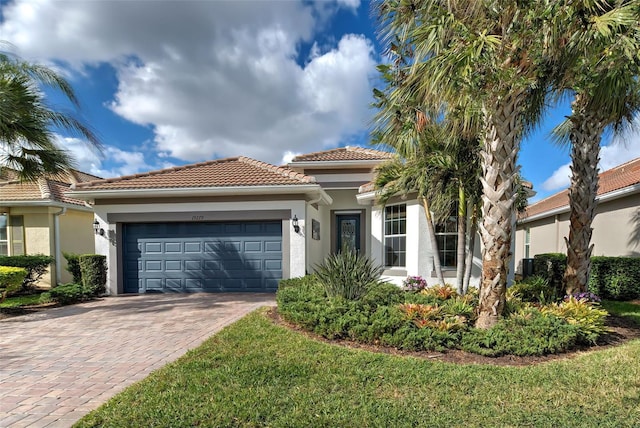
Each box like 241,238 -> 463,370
69,147 -> 482,295
515,157 -> 640,274
0,169 -> 100,286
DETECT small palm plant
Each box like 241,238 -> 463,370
314,246 -> 385,300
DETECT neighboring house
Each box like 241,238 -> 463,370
0,169 -> 100,286
515,157 -> 640,275
69,147 -> 482,295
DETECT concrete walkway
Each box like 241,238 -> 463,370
0,293 -> 275,428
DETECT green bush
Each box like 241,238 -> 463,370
533,253 -> 566,293
314,247 -> 384,300
541,297 -> 609,344
507,275 -> 560,304
78,255 -> 107,295
0,266 -> 28,302
48,283 -> 89,305
460,309 -> 580,356
63,252 -> 83,284
588,257 -> 640,300
0,254 -> 54,290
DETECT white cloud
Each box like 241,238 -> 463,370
1,1 -> 377,166
541,163 -> 572,191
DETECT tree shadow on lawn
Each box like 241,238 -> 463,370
268,307 -> 640,367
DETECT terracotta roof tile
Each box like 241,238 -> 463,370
0,168 -> 99,207
73,157 -> 316,191
523,157 -> 640,219
290,146 -> 394,163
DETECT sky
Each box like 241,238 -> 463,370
1,0 -> 639,203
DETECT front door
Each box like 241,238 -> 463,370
336,214 -> 360,253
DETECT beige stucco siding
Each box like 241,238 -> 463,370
516,191 -> 640,267
10,207 -> 54,287
58,210 -> 95,283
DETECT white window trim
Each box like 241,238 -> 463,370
383,203 -> 407,268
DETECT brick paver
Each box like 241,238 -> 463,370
0,293 -> 275,427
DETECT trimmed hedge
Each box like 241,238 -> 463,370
533,253 -> 640,301
0,254 -> 54,290
63,252 -> 83,284
78,255 -> 107,295
0,266 -> 28,301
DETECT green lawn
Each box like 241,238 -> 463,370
0,293 -> 44,308
76,304 -> 640,428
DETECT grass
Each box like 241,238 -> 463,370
0,293 -> 44,308
76,305 -> 640,428
602,300 -> 640,325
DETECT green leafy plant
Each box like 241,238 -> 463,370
0,254 -> 54,290
78,254 -> 107,295
314,247 -> 384,300
421,284 -> 458,300
63,252 -> 82,284
0,266 -> 28,302
48,283 -> 89,305
508,276 -> 560,304
541,297 -> 609,344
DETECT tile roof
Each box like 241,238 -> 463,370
73,157 -> 316,191
522,157 -> 640,219
0,169 -> 99,207
290,146 -> 394,163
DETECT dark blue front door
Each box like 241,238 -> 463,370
123,221 -> 282,293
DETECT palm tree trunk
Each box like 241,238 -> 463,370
563,98 -> 604,295
421,197 -> 446,287
476,94 -> 523,329
463,200 -> 479,294
456,186 -> 467,294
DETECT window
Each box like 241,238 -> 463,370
435,214 -> 457,268
0,214 -> 25,256
384,204 -> 406,267
524,228 -> 530,258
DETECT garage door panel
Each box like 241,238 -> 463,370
123,221 -> 282,293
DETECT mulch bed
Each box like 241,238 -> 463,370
267,307 -> 640,367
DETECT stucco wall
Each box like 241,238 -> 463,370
58,209 -> 95,283
10,207 -> 54,287
516,191 -> 640,270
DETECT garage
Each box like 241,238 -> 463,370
123,221 -> 282,293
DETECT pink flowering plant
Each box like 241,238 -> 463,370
402,275 -> 427,292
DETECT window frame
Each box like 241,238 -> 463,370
383,203 -> 407,268
435,213 -> 458,269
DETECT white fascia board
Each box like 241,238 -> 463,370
70,184 -> 333,204
288,160 -> 382,169
0,200 -> 93,211
518,183 -> 640,224
356,191 -> 377,205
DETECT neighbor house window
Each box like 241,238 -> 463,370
384,204 -> 406,267
435,213 -> 457,268
0,215 -> 25,256
524,227 -> 530,258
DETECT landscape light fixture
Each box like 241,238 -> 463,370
292,215 -> 300,233
93,219 -> 105,236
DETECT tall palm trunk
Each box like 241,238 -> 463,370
463,200 -> 479,294
563,97 -> 605,295
476,93 -> 523,329
421,197 -> 446,287
456,186 -> 467,294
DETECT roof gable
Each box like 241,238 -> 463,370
523,157 -> 640,219
290,146 -> 394,163
73,156 -> 316,191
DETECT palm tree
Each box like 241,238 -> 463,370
375,0 -> 550,328
547,2 -> 640,294
0,50 -> 100,181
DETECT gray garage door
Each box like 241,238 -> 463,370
123,221 -> 282,293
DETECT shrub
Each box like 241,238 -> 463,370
589,257 -> 640,301
48,283 -> 89,305
533,253 -> 566,294
0,266 -> 28,302
63,252 -> 83,284
402,276 -> 427,292
421,284 -> 457,300
461,309 -> 579,356
541,297 -> 609,344
314,247 -> 384,300
359,282 -> 404,310
507,276 -> 560,304
78,255 -> 107,295
0,254 -> 54,290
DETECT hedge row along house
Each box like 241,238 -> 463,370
515,157 -> 640,275
0,169 -> 100,286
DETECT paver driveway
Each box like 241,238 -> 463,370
0,293 -> 275,428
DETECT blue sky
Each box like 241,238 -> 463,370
1,0 -> 639,202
